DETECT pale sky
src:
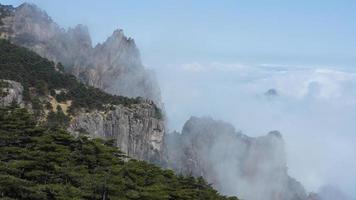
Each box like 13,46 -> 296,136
3,0 -> 356,68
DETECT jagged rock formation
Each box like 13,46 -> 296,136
0,3 -> 165,162
68,101 -> 165,163
0,80 -> 23,107
0,35 -> 166,163
0,3 -> 161,105
166,116 -> 307,200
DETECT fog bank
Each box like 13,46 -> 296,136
158,62 -> 356,199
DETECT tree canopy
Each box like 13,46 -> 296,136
0,107 -> 238,200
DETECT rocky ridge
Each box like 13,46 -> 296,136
0,37 -> 166,163
0,2 -> 166,163
0,78 -> 165,163
0,3 -> 161,105
166,117 -> 307,200
0,77 -> 165,162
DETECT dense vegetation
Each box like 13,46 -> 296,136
0,107 -> 237,200
0,39 -> 162,118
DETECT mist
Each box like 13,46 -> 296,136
3,0 -> 355,199
158,62 -> 356,199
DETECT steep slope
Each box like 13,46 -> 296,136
0,3 -> 318,199
0,39 -> 165,162
166,117 -> 307,200
0,3 -> 161,105
0,107 -> 238,200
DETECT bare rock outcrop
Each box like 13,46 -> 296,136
0,80 -> 23,107
68,102 -> 165,163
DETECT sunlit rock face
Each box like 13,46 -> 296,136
166,116 -> 307,200
0,80 -> 23,107
0,3 -> 161,105
0,78 -> 166,163
68,101 -> 166,163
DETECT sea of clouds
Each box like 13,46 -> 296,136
157,62 -> 356,199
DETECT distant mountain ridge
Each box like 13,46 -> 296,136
166,116 -> 308,200
0,3 -> 161,105
0,39 -> 165,163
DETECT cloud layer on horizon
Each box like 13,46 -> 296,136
157,62 -> 356,199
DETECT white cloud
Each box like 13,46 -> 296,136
181,62 -> 206,71
158,62 -> 356,198
180,62 -> 252,72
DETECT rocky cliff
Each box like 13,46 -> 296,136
68,101 -> 165,163
0,3 -> 161,105
0,78 -> 165,163
166,116 -> 307,200
0,2 -> 165,162
0,39 -> 165,163
0,78 -> 165,162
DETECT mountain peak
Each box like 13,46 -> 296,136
107,28 -> 136,45
18,2 -> 37,8
17,2 -> 50,20
267,130 -> 282,138
112,28 -> 124,37
0,3 -> 161,104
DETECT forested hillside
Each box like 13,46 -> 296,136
0,39 -> 162,118
0,106 -> 238,200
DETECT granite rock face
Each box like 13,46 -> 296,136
0,80 -> 23,107
0,79 -> 165,162
0,3 -> 161,105
68,102 -> 166,162
0,2 -> 165,163
166,116 -> 307,200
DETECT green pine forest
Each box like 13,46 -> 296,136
0,39 -> 162,119
0,40 -> 239,199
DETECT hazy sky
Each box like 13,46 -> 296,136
3,0 -> 356,67
2,0 -> 356,199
